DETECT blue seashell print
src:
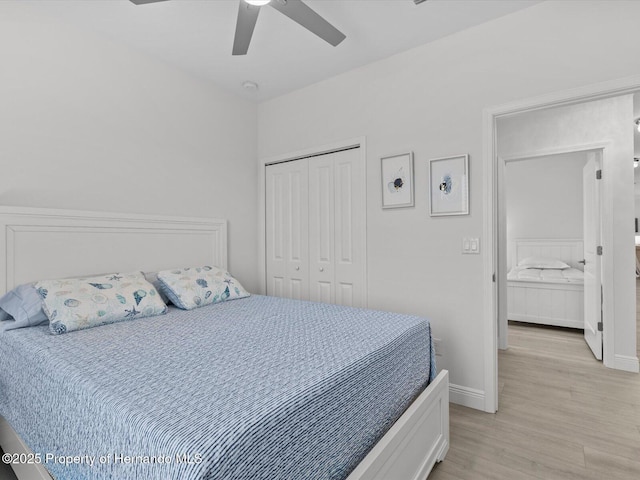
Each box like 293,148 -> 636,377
133,290 -> 147,306
89,283 -> 113,290
439,174 -> 452,195
64,299 -> 80,308
50,322 -> 67,334
222,286 -> 230,300
50,310 -> 57,321
116,294 -> 127,304
196,279 -> 208,288
205,291 -> 212,299
37,287 -> 48,299
92,294 -> 107,304
97,310 -> 107,317
172,270 -> 182,274
193,296 -> 202,305
203,266 -> 212,271
107,275 -> 122,281
124,307 -> 140,318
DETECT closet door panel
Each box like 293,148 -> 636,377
309,157 -> 335,303
266,161 -> 309,300
316,282 -> 333,304
266,166 -> 287,297
333,149 -> 365,307
336,282 -> 354,307
286,164 -> 309,300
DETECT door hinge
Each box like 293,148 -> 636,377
596,169 -> 602,179
599,285 -> 603,332
597,246 -> 603,255
492,273 -> 496,282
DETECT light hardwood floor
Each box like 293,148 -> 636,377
429,282 -> 640,480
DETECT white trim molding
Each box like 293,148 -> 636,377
0,206 -> 227,295
613,355 -> 640,373
449,384 -> 485,411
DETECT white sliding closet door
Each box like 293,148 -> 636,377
266,147 -> 365,307
265,160 -> 309,300
309,148 -> 364,307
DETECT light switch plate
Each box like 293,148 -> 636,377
463,237 -> 480,254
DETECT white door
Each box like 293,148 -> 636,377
265,160 -> 309,300
309,154 -> 335,304
582,155 -> 602,360
309,148 -> 365,307
266,148 -> 365,307
332,149 -> 365,307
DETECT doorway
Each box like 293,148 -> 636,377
483,90 -> 640,413
498,147 -> 607,363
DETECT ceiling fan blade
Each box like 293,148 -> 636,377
232,2 -> 261,55
271,0 -> 345,47
129,0 -> 170,5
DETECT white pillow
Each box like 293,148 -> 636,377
517,257 -> 570,270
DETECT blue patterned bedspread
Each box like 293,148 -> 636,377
0,295 -> 435,480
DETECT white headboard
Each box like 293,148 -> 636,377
512,238 -> 584,270
0,207 -> 227,294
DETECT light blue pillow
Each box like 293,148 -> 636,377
143,271 -> 171,305
35,271 -> 168,335
157,266 -> 250,310
0,284 -> 49,332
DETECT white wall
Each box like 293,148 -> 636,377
258,0 -> 640,406
635,94 -> 640,230
497,96 -> 637,369
505,152 -> 588,269
0,2 -> 259,291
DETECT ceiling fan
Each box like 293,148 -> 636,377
129,0 -> 346,56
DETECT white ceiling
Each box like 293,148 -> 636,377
30,0 -> 542,102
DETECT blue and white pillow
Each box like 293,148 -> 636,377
35,271 -> 168,335
156,266 -> 250,310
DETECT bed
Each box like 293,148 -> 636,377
0,207 -> 449,480
507,239 -> 584,329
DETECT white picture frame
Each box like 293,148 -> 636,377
429,154 -> 469,216
381,152 -> 414,209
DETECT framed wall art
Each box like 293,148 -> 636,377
429,154 -> 469,216
381,152 -> 414,209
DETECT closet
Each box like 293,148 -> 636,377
265,147 -> 365,307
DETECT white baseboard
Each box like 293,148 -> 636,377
613,354 -> 640,373
449,384 -> 485,411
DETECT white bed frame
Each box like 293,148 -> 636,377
0,207 -> 449,480
507,239 -> 584,329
